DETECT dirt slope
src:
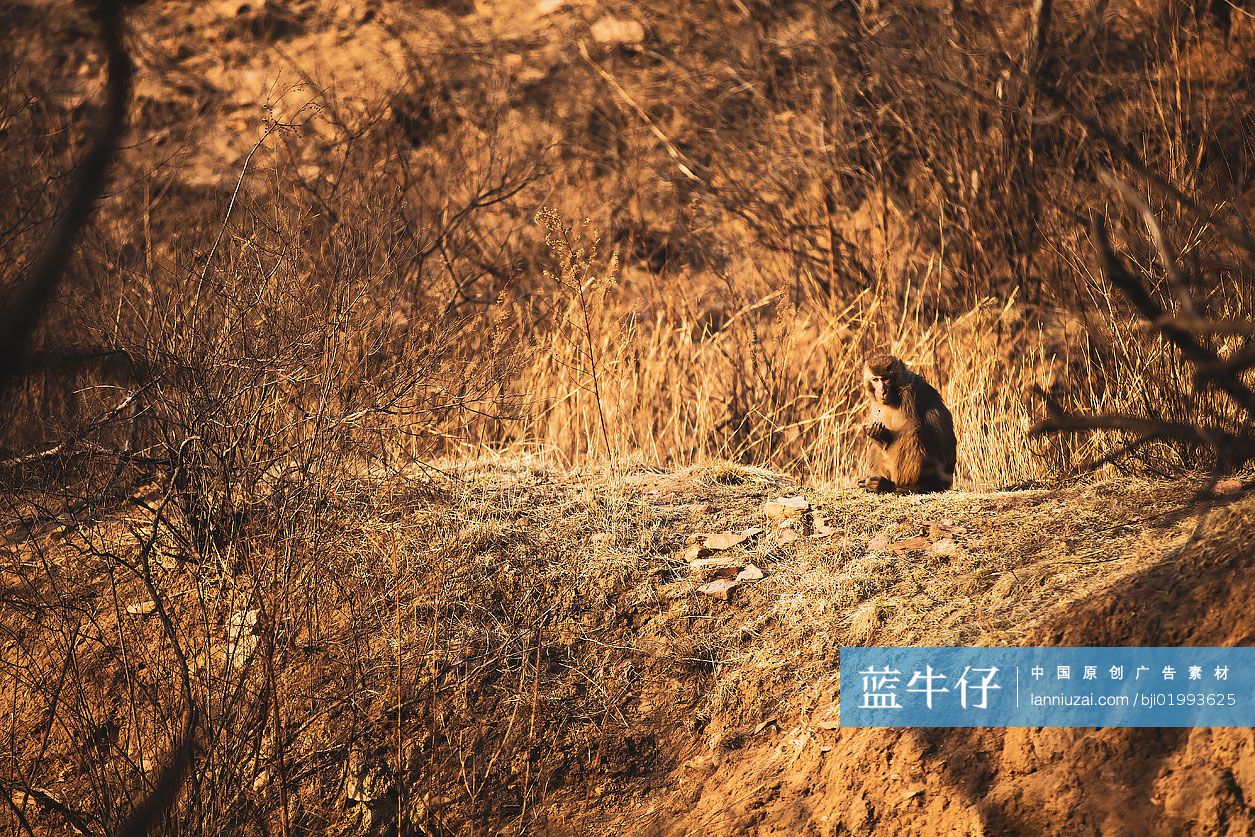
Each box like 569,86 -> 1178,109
591,498 -> 1255,836
3,460 -> 1253,835
451,464 -> 1255,837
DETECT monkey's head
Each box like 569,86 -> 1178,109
863,353 -> 905,407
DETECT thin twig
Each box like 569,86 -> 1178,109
576,40 -> 702,183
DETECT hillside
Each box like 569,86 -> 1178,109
2,0 -> 1253,834
4,460 -> 1253,833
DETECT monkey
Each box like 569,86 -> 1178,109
859,353 -> 957,494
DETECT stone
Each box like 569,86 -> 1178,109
752,718 -> 779,735
229,609 -> 260,638
590,17 -> 645,47
697,579 -> 738,601
736,564 -> 765,582
764,496 -> 809,521
346,759 -> 392,803
690,556 -> 743,572
225,609 -> 261,665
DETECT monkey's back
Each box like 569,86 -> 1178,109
908,372 -> 957,473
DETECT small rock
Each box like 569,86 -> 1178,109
896,787 -> 925,806
346,758 -> 392,804
764,496 -> 809,521
535,0 -> 565,15
516,66 -> 550,86
867,534 -> 890,552
812,516 -> 838,538
229,609 -> 260,639
126,600 -> 157,616
697,578 -> 738,601
682,753 -> 718,774
225,609 -> 261,665
1215,478 -> 1243,496
704,530 -> 752,550
590,16 -> 645,47
843,795 -> 872,830
886,535 -> 930,553
777,528 -> 802,545
752,718 -> 779,735
929,538 -> 960,557
736,564 -> 764,582
677,543 -> 710,562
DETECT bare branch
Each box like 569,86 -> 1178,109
1098,167 -> 1199,317
0,1 -> 133,387
1091,215 -> 1255,414
1029,412 -> 1254,467
1033,84 -> 1255,255
1154,316 -> 1255,337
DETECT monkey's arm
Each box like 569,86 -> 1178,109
863,422 -> 894,446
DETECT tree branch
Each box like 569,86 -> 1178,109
0,1 -> 134,387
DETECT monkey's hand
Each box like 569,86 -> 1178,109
861,475 -> 896,494
863,422 -> 893,445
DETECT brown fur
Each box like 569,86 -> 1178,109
860,354 -> 957,494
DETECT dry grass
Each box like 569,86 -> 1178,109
478,221 -> 1252,486
3,0 -> 1250,487
0,0 -> 1252,834
4,457 -> 1250,833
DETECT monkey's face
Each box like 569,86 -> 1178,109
863,364 -> 901,407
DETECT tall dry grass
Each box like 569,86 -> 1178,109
474,206 -> 1251,488
501,219 -> 1058,487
